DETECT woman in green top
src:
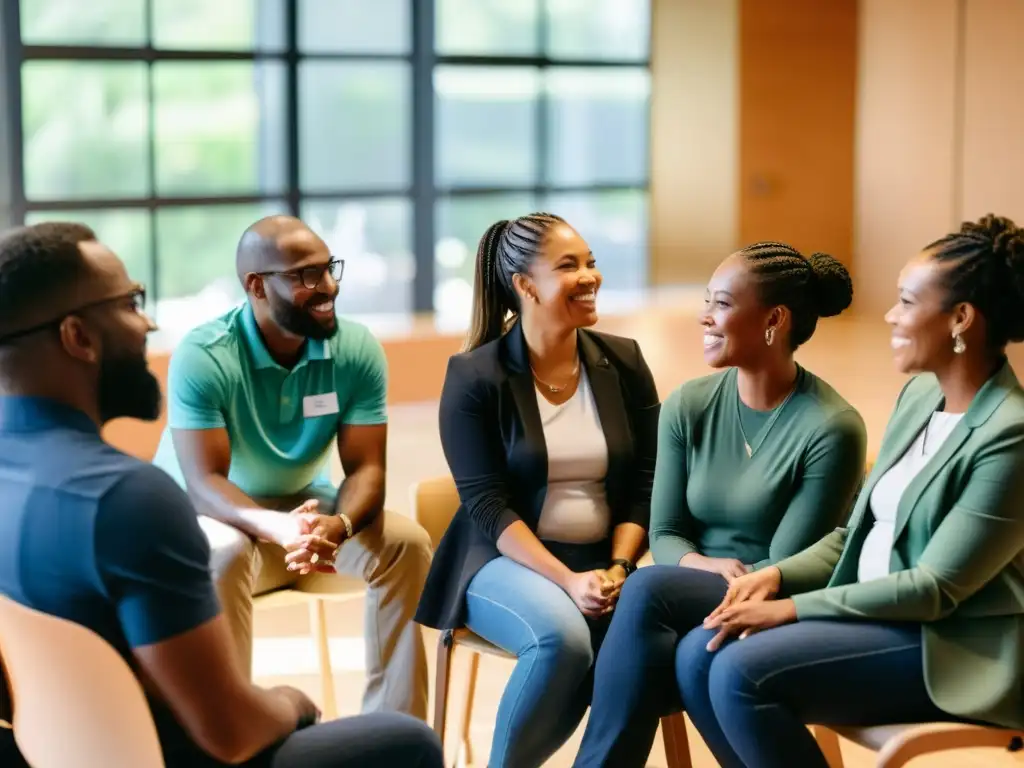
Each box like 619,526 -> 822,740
683,215 -> 1024,768
572,242 -> 868,766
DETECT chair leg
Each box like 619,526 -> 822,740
813,726 -> 845,768
660,713 -> 693,768
458,652 -> 481,767
309,598 -> 338,721
433,631 -> 455,767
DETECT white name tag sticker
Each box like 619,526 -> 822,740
303,392 -> 340,418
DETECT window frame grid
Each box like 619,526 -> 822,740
2,0 -> 652,314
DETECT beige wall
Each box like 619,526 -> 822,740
651,0 -> 1024,310
649,0 -> 739,285
854,0 -> 1024,314
852,0 -> 960,314
649,0 -> 857,286
960,0 -> 1024,225
739,0 -> 857,267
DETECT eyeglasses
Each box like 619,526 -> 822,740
0,287 -> 148,346
257,258 -> 345,290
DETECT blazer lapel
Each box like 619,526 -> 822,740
830,383 -> 942,584
502,321 -> 548,492
579,331 -> 631,481
890,361 -> 1018,542
890,419 -> 969,542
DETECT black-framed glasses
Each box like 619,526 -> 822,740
257,258 -> 345,290
0,286 -> 148,346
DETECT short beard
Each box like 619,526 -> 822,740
97,351 -> 163,423
268,292 -> 338,341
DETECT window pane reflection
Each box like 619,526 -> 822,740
434,194 -> 537,327
435,67 -> 539,188
302,198 -> 414,316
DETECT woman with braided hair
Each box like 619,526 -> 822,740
414,213 -> 661,766
584,215 -> 1024,768
574,241 -> 868,766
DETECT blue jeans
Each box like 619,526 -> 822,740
574,565 -> 728,767
575,565 -> 956,768
679,620 -> 952,768
465,552 -> 611,768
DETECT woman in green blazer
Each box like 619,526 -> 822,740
671,214 -> 1024,768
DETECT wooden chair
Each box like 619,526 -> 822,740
249,452 -> 367,722
251,581 -> 365,721
0,593 -> 164,767
411,475 -> 688,768
0,650 -> 10,730
814,722 -> 1024,768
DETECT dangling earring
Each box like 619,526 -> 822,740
953,332 -> 966,354
765,327 -> 775,346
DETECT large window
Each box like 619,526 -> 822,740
4,0 -> 650,345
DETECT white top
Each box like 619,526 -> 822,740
857,411 -> 964,583
534,368 -> 612,544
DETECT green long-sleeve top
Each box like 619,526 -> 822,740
650,365 -> 868,569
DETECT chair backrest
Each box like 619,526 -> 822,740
1,649 -> 11,728
410,475 -> 461,550
0,593 -> 165,768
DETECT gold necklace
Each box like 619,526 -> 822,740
531,356 -> 580,393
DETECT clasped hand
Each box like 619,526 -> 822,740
700,566 -> 797,651
564,565 -> 626,618
273,500 -> 343,575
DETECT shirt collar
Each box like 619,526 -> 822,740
0,396 -> 99,434
239,303 -> 331,371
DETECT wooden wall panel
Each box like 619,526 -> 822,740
738,0 -> 858,265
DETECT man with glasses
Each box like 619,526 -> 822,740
151,215 -> 431,720
0,221 -> 442,767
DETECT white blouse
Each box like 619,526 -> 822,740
534,368 -> 612,544
857,411 -> 964,583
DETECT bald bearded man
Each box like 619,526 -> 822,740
151,216 -> 430,719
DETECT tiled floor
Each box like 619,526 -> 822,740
248,403 -> 1021,768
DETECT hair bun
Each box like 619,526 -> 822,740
969,214 -> 1024,268
807,252 -> 853,317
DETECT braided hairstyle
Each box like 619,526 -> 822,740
926,214 -> 1024,349
464,212 -> 566,352
738,241 -> 854,350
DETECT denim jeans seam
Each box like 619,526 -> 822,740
465,589 -> 541,766
745,642 -> 920,689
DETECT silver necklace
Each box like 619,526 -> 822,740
531,356 -> 580,393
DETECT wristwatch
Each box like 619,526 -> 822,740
610,558 -> 636,576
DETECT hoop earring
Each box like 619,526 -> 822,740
765,327 -> 775,347
953,332 -> 966,354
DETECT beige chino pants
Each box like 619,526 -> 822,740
199,493 -> 431,721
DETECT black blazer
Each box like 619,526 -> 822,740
414,321 -> 661,630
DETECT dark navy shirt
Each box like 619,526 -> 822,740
0,396 -> 220,764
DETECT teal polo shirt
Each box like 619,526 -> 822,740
151,304 -> 388,499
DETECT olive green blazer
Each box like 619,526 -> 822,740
776,361 -> 1024,730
